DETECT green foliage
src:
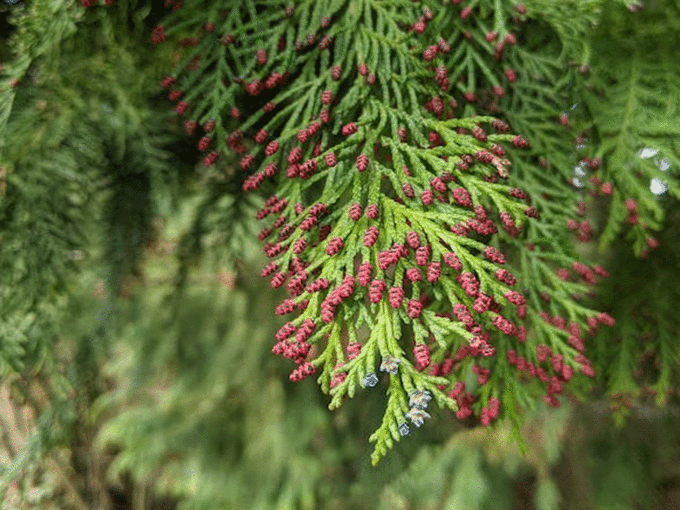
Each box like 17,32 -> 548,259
581,0 -> 680,253
155,0 -> 631,465
592,223 -> 680,412
1,0 -> 680,508
96,249 -> 332,510
0,0 -> 82,145
0,0 -> 184,505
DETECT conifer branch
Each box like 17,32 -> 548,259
0,0 -> 84,153
581,3 -> 680,254
156,0 -> 621,463
3,0 -> 676,486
